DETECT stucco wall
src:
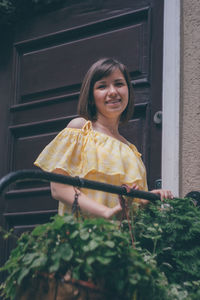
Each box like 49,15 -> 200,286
180,0 -> 200,196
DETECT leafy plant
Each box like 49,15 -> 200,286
0,214 -> 170,300
133,197 -> 200,298
1,197 -> 200,300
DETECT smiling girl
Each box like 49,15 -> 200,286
34,58 -> 173,218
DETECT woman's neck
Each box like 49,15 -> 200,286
92,115 -> 120,136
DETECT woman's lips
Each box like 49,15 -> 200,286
105,99 -> 121,104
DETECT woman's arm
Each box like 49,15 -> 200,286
51,169 -> 122,219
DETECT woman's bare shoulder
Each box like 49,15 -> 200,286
67,117 -> 87,129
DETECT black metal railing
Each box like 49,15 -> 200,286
0,169 -> 160,201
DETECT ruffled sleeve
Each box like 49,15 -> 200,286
34,121 -> 96,176
34,120 -> 148,192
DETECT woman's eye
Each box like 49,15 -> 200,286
115,82 -> 124,87
97,85 -> 106,89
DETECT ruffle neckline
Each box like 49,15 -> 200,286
34,120 -> 147,190
82,121 -> 142,157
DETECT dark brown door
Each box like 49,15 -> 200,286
0,0 -> 163,279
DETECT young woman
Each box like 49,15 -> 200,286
34,58 -> 173,218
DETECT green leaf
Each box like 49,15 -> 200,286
69,230 -> 79,239
72,266 -> 80,280
50,216 -> 65,230
88,240 -> 98,251
161,262 -> 173,269
30,253 -> 48,269
104,241 -> 115,248
129,276 -> 137,285
86,256 -> 95,265
82,245 -> 90,252
80,229 -> 89,240
17,268 -> 30,285
52,243 -> 73,262
104,250 -> 117,257
22,253 -> 39,265
49,260 -> 60,273
32,224 -> 49,236
75,258 -> 84,264
61,244 -> 73,262
84,262 -> 93,276
96,256 -> 111,265
62,214 -> 74,224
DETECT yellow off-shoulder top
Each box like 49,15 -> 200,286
34,120 -> 148,215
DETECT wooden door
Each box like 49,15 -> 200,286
0,0 -> 164,279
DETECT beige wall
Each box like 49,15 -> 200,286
180,0 -> 200,196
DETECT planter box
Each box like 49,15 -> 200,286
16,275 -> 107,300
16,275 -> 108,300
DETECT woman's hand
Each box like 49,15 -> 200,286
150,189 -> 174,201
104,203 -> 122,219
128,183 -> 149,206
130,183 -> 139,190
130,184 -> 174,204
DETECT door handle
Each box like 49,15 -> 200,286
153,111 -> 162,125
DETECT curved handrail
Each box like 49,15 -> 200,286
0,169 -> 160,201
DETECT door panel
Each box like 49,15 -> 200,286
16,10 -> 150,102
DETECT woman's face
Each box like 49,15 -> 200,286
93,68 -> 129,120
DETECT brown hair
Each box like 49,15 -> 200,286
77,58 -> 134,123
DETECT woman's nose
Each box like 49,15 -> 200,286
108,85 -> 117,96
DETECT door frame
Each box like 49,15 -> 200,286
162,0 -> 180,196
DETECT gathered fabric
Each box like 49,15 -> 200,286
34,120 -> 148,215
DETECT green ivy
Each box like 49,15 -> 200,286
133,197 -> 200,298
1,197 -> 200,300
0,215 -> 170,300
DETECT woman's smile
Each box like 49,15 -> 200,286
105,99 -> 121,105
